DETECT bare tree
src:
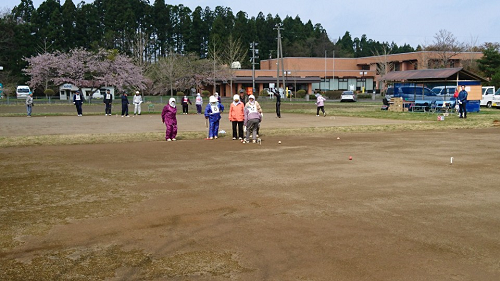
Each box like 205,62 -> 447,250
425,29 -> 465,68
373,45 -> 394,91
222,34 -> 246,95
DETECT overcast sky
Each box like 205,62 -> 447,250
2,0 -> 499,48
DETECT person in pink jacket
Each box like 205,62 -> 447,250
161,97 -> 177,141
316,93 -> 327,117
228,94 -> 245,140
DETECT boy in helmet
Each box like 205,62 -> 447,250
204,95 -> 224,140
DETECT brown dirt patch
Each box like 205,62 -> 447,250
1,112 -> 500,280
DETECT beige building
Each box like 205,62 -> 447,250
216,51 -> 483,97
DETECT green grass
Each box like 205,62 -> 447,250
1,101 -> 499,147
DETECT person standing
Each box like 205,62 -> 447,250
214,92 -> 222,103
121,92 -> 129,117
161,97 -> 178,141
133,90 -> 142,116
26,91 -> 33,117
244,94 -> 262,143
195,93 -> 203,114
245,94 -> 262,137
181,95 -> 192,114
316,92 -> 327,117
229,94 -> 245,140
275,89 -> 281,118
453,88 -> 460,116
73,90 -> 84,116
204,95 -> 224,140
458,85 -> 468,119
103,89 -> 113,116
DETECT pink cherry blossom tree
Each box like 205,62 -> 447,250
24,48 -> 148,95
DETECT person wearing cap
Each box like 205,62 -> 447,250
26,91 -> 34,117
73,90 -> 84,116
133,90 -> 143,116
195,93 -> 203,114
103,89 -> 113,116
244,94 -> 262,143
161,97 -> 178,141
204,95 -> 224,140
181,95 -> 192,114
121,92 -> 130,117
228,94 -> 244,140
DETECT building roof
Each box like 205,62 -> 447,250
381,68 -> 487,82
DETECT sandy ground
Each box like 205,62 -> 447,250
0,112 -> 414,137
1,112 -> 500,280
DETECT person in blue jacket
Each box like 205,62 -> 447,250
73,90 -> 85,116
457,85 -> 468,119
204,95 -> 224,140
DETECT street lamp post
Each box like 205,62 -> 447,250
360,71 -> 367,93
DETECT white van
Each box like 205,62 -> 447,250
481,86 -> 496,108
16,85 -> 31,99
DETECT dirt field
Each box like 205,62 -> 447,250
1,111 -> 500,280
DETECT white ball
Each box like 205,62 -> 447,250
278,141 -> 281,144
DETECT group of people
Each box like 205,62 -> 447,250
63,89 -> 144,117
104,90 -> 143,117
160,92 -> 263,143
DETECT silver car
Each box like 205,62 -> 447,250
340,91 -> 357,102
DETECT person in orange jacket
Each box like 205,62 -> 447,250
229,94 -> 245,140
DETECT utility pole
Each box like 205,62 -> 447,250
213,43 -> 216,94
250,42 -> 259,94
274,23 -> 284,96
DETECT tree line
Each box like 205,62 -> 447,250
2,0 -> 419,84
2,0 -> 500,93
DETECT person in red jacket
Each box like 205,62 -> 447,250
228,94 -> 245,140
161,98 -> 177,141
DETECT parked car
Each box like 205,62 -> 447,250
16,85 -> 31,99
481,86 -> 496,108
386,86 -> 443,102
340,91 -> 356,102
431,86 -> 456,97
492,88 -> 500,109
92,90 -> 104,99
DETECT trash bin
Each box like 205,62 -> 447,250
466,100 -> 480,113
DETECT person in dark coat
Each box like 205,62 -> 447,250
121,92 -> 129,117
458,85 -> 468,119
274,89 -> 281,118
103,89 -> 113,116
181,95 -> 192,114
73,90 -> 84,116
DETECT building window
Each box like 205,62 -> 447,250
338,78 -> 348,90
